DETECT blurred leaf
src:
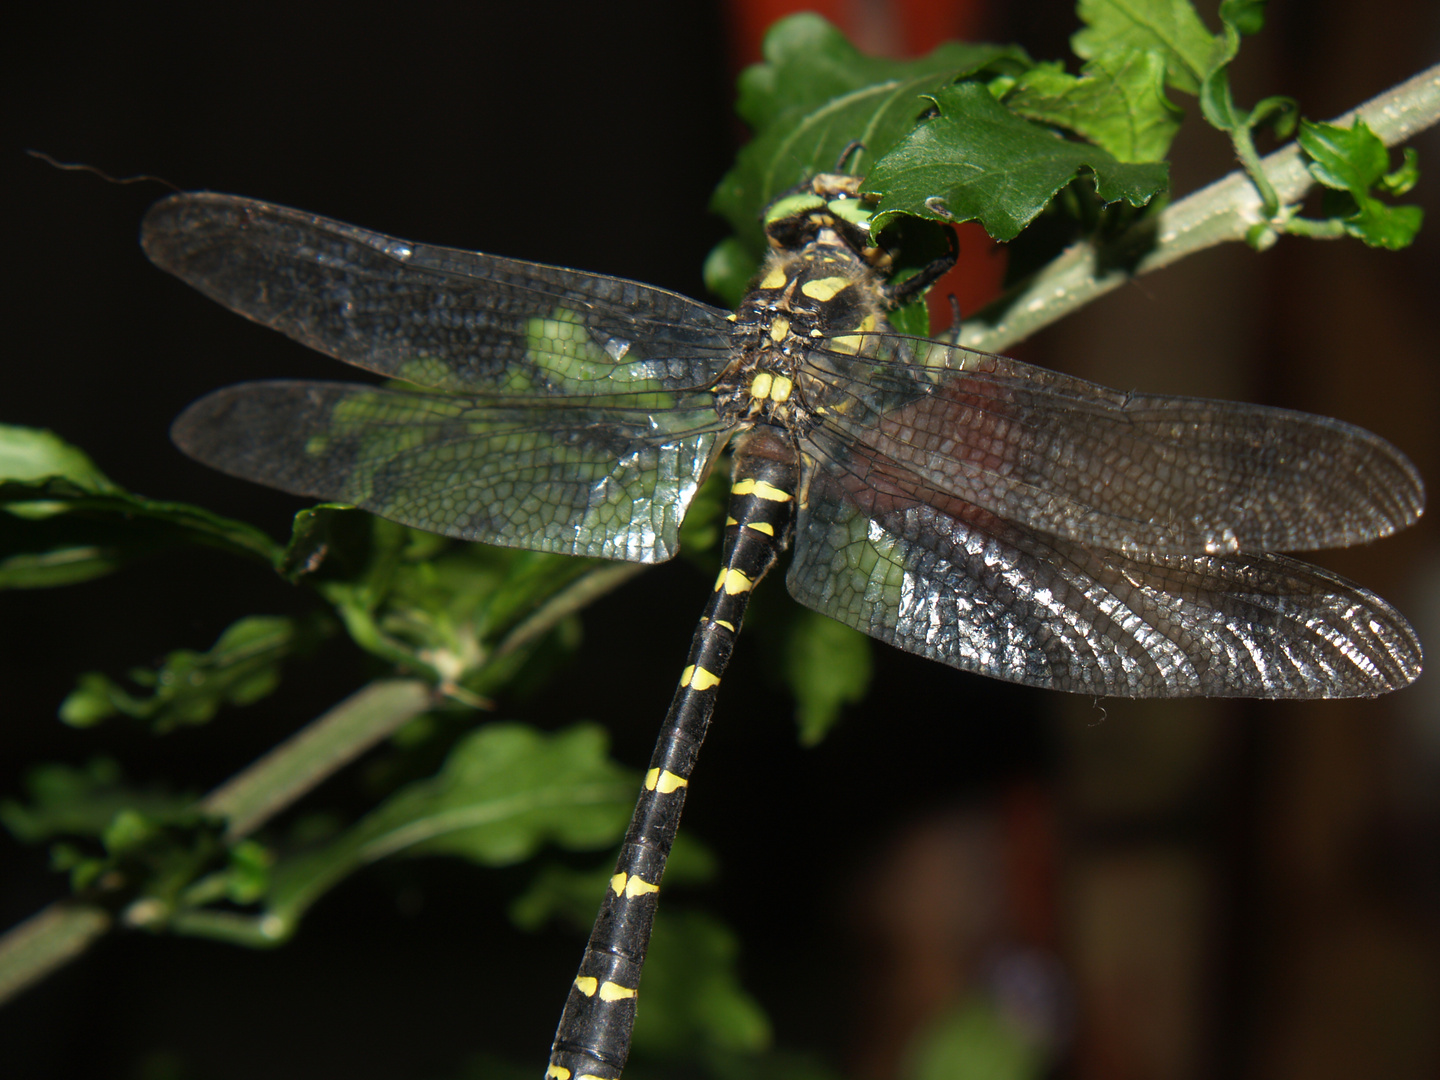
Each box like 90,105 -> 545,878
1072,0 -> 1216,95
678,467 -> 732,569
1219,0 -> 1268,36
0,427 -> 279,589
868,82 -> 1168,241
712,14 -> 1029,254
1004,51 -> 1182,162
252,723 -> 637,938
784,610 -> 872,746
631,910 -> 771,1059
702,236 -> 760,310
902,994 -> 1049,1080
288,507 -> 600,694
0,759 -> 194,844
0,759 -> 223,901
0,425 -> 117,490
1299,118 -> 1424,249
59,614 -> 331,730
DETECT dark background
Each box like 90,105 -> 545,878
5,2 -> 1438,1078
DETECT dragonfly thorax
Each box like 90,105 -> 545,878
719,236 -> 888,438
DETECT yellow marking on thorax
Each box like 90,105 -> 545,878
546,1066 -> 571,1080
731,478 -> 793,502
801,276 -> 849,302
599,981 -> 637,1002
714,619 -> 736,632
645,768 -> 689,793
769,316 -> 790,342
828,313 -> 879,355
745,521 -> 775,536
573,976 -> 599,997
759,264 -> 788,289
748,371 -> 793,404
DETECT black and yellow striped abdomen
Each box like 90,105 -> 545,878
545,433 -> 800,1080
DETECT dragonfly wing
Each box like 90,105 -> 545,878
142,193 -> 734,396
173,381 -> 724,562
786,462 -> 1421,698
812,339 -> 1423,556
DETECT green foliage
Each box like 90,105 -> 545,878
0,424 -> 278,588
239,722 -> 638,941
711,14 -> 1028,249
59,613 -> 330,730
0,759 -> 230,902
866,82 -> 1168,240
630,911 -> 771,1058
901,994 -> 1049,1080
1001,52 -> 1181,163
1,759 -> 193,848
1072,0 -> 1218,95
1298,118 -> 1424,248
784,609 -> 873,746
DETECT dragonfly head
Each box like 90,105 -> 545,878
763,173 -> 877,259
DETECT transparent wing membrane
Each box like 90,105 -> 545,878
788,465 -> 1421,698
142,193 -> 734,397
805,336 -> 1423,557
146,191 -> 1423,697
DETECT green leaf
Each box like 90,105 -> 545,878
1,759 -> 192,844
702,236 -> 759,310
254,723 -> 637,938
630,911 -> 771,1058
0,430 -> 279,590
867,82 -> 1168,241
1219,0 -> 1268,36
1072,0 -> 1217,95
712,13 -> 1030,254
1197,20 -> 1244,133
1005,52 -> 1182,162
0,425 -> 117,490
58,613 -> 331,731
1379,147 -> 1420,196
1301,117 -> 1397,192
0,759 -> 222,901
902,994 -> 1049,1080
1298,118 -> 1425,249
0,545 -> 125,589
286,507 -> 601,694
784,610 -> 872,746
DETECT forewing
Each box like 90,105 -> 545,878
142,192 -> 734,397
786,462 -> 1421,698
172,381 -> 723,562
807,336 -> 1423,556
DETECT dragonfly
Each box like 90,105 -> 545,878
141,176 -> 1423,1079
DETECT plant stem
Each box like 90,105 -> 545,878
0,903 -> 111,1008
200,678 -> 434,840
964,64 -> 1440,354
0,558 -> 644,1003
